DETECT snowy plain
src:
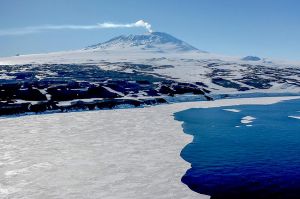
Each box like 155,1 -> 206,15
1,96 -> 300,199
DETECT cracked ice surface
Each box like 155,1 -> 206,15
0,106 -> 206,199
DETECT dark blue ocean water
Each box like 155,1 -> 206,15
175,99 -> 300,199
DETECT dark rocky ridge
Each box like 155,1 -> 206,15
0,63 -> 211,116
2,59 -> 300,116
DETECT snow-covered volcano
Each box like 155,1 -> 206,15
85,32 -> 201,52
0,32 -> 206,65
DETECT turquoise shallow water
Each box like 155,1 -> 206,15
175,99 -> 300,199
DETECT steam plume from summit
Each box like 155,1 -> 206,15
0,20 -> 153,36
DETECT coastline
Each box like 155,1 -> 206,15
1,96 -> 300,198
173,97 -> 300,198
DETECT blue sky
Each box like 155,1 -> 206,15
0,0 -> 299,60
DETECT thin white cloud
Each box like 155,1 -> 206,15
0,20 -> 153,36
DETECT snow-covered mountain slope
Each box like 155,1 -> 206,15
86,32 -> 201,52
0,32 -> 300,95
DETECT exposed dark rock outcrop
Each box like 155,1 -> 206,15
0,102 -> 30,115
16,88 -> 47,101
88,86 -> 121,98
0,63 -> 211,116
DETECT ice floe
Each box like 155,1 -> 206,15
223,109 -> 241,113
288,116 -> 300,120
241,116 -> 256,124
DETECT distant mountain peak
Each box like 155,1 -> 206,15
85,32 -> 202,52
242,56 -> 261,61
